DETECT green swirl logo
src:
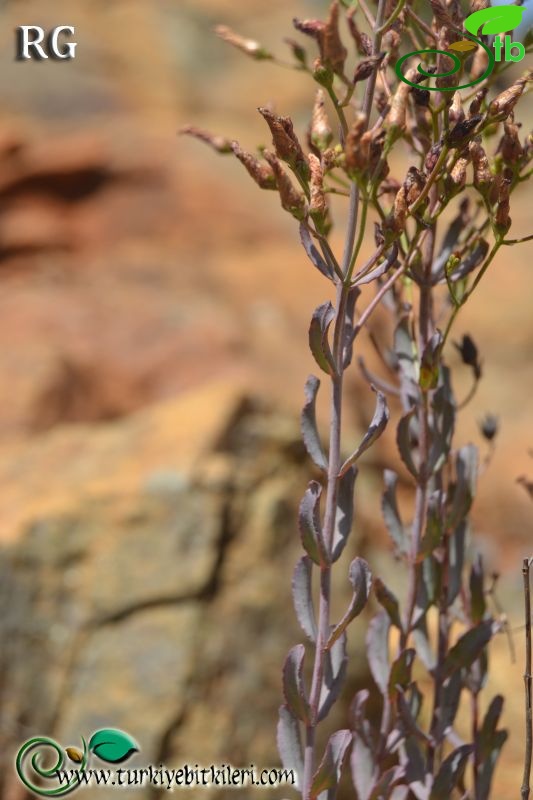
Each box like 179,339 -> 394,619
395,5 -> 525,90
15,729 -> 139,796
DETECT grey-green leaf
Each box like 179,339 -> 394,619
374,577 -> 403,629
299,482 -> 328,566
443,620 -> 495,678
382,470 -> 408,555
277,704 -> 304,791
396,409 -> 418,479
429,744 -> 473,799
328,558 -> 372,647
331,466 -> 357,562
300,223 -> 334,279
310,730 -> 352,799
367,610 -> 391,695
309,302 -> 337,376
292,556 -> 317,642
301,375 -> 328,472
339,389 -> 389,476
282,644 -> 311,724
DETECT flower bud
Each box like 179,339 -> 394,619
264,151 -> 308,220
353,53 -> 385,85
214,25 -> 272,60
311,90 -> 333,152
231,142 -> 277,190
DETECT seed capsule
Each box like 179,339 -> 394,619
214,25 -> 272,60
264,151 -> 308,220
311,90 -> 333,152
231,142 -> 277,190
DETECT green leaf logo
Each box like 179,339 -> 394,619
464,5 -> 525,37
88,729 -> 139,764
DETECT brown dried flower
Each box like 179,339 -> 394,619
215,25 -> 272,60
231,142 -> 277,190
179,125 -> 233,154
308,153 -> 327,217
470,140 -> 492,193
311,90 -> 333,152
345,113 -> 369,174
489,74 -> 531,121
258,108 -> 308,178
264,151 -> 307,220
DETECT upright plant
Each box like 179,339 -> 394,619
183,1 -> 532,797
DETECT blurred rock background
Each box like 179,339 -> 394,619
0,1 -> 530,798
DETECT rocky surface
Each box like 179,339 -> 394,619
0,386 -> 372,800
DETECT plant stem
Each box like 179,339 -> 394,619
522,557 -> 532,800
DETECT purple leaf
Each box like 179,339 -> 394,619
367,610 -> 391,695
374,576 -> 403,630
412,621 -> 436,673
351,733 -> 377,800
401,737 -> 431,800
443,620 -> 495,678
434,671 -> 462,739
469,554 -> 486,624
292,556 -> 317,642
381,470 -> 408,556
301,376 -> 328,472
368,766 -> 406,800
309,302 -> 337,376
342,287 -> 360,369
300,223 -> 334,279
327,558 -> 372,647
477,696 -> 507,800
352,242 -> 398,286
298,482 -> 328,566
282,644 -> 311,724
396,409 -> 418,479
447,521 -> 466,604
331,466 -> 357,562
447,445 -> 478,529
318,632 -> 347,722
339,389 -> 389,476
310,729 -> 352,799
388,649 -> 416,698
277,704 -> 304,790
429,744 -> 473,799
